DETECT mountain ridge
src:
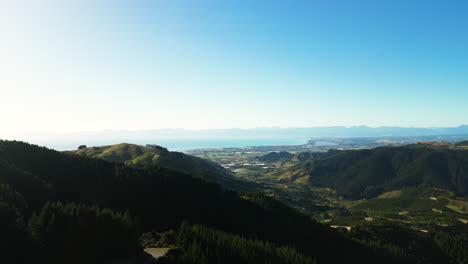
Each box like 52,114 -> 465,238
268,142 -> 468,199
8,125 -> 468,149
70,143 -> 256,191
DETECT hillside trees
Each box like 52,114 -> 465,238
28,202 -> 139,264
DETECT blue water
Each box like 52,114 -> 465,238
151,138 -> 308,151
33,138 -> 309,151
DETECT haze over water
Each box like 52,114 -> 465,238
35,138 -> 309,151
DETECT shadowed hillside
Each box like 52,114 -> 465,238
71,143 -> 256,191
454,140 -> 468,147
270,142 -> 468,199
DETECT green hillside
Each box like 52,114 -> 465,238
159,223 -> 318,264
1,140 -> 467,264
72,143 -> 256,191
0,140 -> 392,264
258,151 -> 294,163
337,187 -> 467,225
454,140 -> 468,147
258,150 -> 342,165
270,143 -> 468,199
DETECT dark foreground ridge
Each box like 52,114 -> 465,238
70,143 -> 257,191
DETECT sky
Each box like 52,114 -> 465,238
1,0 -> 468,135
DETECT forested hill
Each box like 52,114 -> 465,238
70,143 -> 255,191
1,140 -> 401,264
271,142 -> 468,199
454,140 -> 468,147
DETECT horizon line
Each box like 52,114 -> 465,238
1,124 -> 467,136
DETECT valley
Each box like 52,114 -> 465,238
71,138 -> 468,250
2,139 -> 468,263
189,138 -> 468,245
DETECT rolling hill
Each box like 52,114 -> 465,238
258,150 -> 342,169
257,151 -> 294,163
269,142 -> 468,199
71,143 -> 256,191
454,140 -> 468,147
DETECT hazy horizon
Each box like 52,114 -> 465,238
3,125 -> 468,151
2,124 -> 468,137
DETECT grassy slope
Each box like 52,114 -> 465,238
269,143 -> 468,199
73,143 -> 257,191
348,188 -> 465,223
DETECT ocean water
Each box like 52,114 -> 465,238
152,138 -> 308,151
31,138 -> 309,151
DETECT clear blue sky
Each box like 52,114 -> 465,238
1,0 -> 467,134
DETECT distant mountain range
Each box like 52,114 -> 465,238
6,125 -> 468,141
6,125 -> 468,151
81,124 -> 468,138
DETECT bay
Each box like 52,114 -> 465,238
30,138 -> 308,151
